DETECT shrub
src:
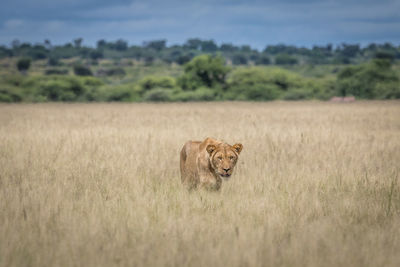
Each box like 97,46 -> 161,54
247,84 -> 281,100
283,88 -> 313,100
336,59 -> 399,99
45,68 -> 69,75
177,54 -> 230,90
88,83 -> 140,102
232,53 -> 248,65
226,67 -> 308,100
89,50 -> 103,60
176,54 -> 192,65
19,75 -> 103,101
143,88 -> 173,102
0,85 -> 23,102
96,67 -> 126,77
48,56 -> 60,66
275,54 -> 298,65
138,76 -> 176,92
38,77 -> 85,101
307,78 -> 337,100
73,64 -> 93,76
172,87 -> 216,101
374,50 -> 395,62
81,76 -> 104,87
255,55 -> 271,65
17,58 -> 31,72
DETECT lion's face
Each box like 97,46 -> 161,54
207,143 -> 243,180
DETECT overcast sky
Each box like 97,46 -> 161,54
1,0 -> 400,49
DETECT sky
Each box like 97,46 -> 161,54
1,0 -> 400,50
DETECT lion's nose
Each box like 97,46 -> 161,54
223,168 -> 230,172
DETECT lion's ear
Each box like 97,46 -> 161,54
206,144 -> 216,155
232,143 -> 243,154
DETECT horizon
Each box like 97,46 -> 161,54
3,38 -> 399,52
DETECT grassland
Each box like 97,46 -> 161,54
0,101 -> 399,267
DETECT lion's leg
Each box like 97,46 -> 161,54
180,144 -> 187,184
198,171 -> 221,191
199,181 -> 221,191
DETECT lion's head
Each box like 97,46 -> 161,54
206,143 -> 243,179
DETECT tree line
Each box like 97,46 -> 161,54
1,38 -> 399,66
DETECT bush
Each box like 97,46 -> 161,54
336,59 -> 399,99
17,58 -> 31,72
81,76 -> 104,87
0,85 -> 23,102
96,84 -> 139,102
45,68 -> 69,75
178,54 -> 230,90
374,50 -> 395,62
79,78 -> 107,101
226,67 -> 308,100
241,84 -> 281,101
37,77 -> 85,101
232,53 -> 248,65
283,88 -> 313,100
307,78 -> 337,100
143,88 -> 173,102
138,76 -> 176,92
255,55 -> 271,65
48,56 -> 60,66
172,87 -> 216,101
176,54 -> 192,65
89,50 -> 103,60
275,54 -> 298,65
73,64 -> 93,76
96,67 -> 126,77
18,75 -> 104,102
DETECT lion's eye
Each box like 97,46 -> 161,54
218,157 -> 223,160
229,156 -> 234,160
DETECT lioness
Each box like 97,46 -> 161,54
180,137 -> 243,191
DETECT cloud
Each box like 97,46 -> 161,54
4,19 -> 25,30
0,0 -> 399,48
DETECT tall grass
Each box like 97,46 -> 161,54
0,101 -> 399,267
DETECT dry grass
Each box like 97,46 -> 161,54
0,101 -> 399,267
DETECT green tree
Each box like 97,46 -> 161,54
336,59 -> 399,99
255,54 -> 271,65
232,53 -> 248,65
337,43 -> 360,58
275,54 -> 298,65
184,38 -> 202,50
143,88 -> 173,102
226,67 -> 313,101
89,50 -> 103,60
144,40 -> 167,51
74,38 -> 83,48
17,58 -> 31,72
178,54 -> 230,90
113,39 -> 128,51
73,64 -> 93,76
0,46 -> 13,58
201,40 -> 218,52
220,43 -> 238,52
48,56 -> 60,66
138,76 -> 176,95
226,68 -> 281,100
374,50 -> 395,62
97,39 -> 107,49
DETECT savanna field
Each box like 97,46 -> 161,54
0,101 -> 399,267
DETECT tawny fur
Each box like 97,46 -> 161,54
180,137 -> 243,191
